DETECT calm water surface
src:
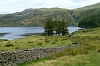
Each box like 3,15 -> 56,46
0,27 -> 82,40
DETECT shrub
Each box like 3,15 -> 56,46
86,44 -> 96,50
15,41 -> 17,43
45,39 -> 50,43
28,41 -> 34,43
5,43 -> 14,47
72,42 -> 77,44
94,36 -> 99,38
54,39 -> 58,42
4,39 -> 9,41
52,42 -> 56,44
37,42 -> 43,46
15,47 -> 20,49
39,38 -> 43,40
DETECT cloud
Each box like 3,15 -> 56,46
0,0 -> 100,14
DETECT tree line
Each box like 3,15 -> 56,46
78,13 -> 100,28
44,18 -> 68,36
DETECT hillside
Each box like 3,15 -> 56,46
0,2 -> 100,27
78,13 -> 100,28
0,8 -> 75,27
72,2 -> 100,22
82,2 -> 100,9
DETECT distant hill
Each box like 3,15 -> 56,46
82,2 -> 100,9
78,13 -> 100,28
0,2 -> 100,27
0,8 -> 75,27
72,2 -> 100,21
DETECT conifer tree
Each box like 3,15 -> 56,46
44,18 -> 54,36
61,19 -> 68,35
44,18 -> 68,36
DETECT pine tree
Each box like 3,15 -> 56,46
61,19 -> 68,36
54,19 -> 61,36
44,18 -> 68,36
44,18 -> 54,36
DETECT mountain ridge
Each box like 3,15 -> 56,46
0,2 -> 100,27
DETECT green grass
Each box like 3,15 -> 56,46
19,28 -> 100,66
19,51 -> 100,66
0,36 -> 72,51
19,57 -> 50,66
72,28 -> 100,37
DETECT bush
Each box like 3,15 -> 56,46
85,44 -> 96,51
15,41 -> 17,43
45,39 -> 50,43
28,41 -> 34,43
72,42 -> 77,44
5,43 -> 14,47
52,42 -> 56,44
54,39 -> 58,42
37,42 -> 43,46
4,39 -> 9,41
39,38 -> 43,40
15,47 -> 20,49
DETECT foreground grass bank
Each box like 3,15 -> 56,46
19,28 -> 100,66
19,52 -> 100,66
0,36 -> 72,51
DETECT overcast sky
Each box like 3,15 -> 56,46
0,0 -> 100,14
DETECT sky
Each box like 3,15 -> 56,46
0,0 -> 100,14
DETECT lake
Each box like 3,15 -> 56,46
0,27 -> 82,40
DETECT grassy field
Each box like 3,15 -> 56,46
0,36 -> 72,51
19,52 -> 100,66
19,28 -> 100,66
72,28 -> 100,37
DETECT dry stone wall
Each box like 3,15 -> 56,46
0,43 -> 80,66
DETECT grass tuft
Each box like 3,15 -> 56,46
5,43 -> 14,47
37,42 -> 43,46
48,46 -> 88,59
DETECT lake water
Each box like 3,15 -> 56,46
0,27 -> 82,40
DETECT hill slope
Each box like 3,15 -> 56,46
0,8 -> 75,27
72,2 -> 100,22
0,2 -> 100,27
